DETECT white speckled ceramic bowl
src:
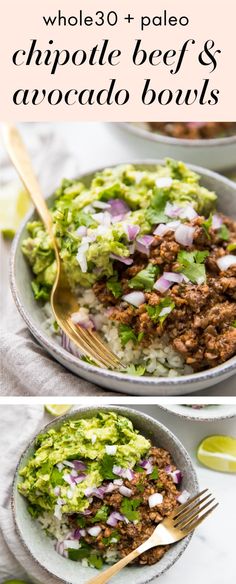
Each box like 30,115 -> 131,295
157,404 -> 236,422
114,124 -> 236,171
10,160 -> 236,395
12,406 -> 198,583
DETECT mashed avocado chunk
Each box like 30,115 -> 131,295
21,160 -> 217,301
18,412 -> 150,515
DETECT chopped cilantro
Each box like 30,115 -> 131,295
146,190 -> 169,224
102,530 -> 121,546
120,497 -> 141,522
129,264 -> 159,291
177,249 -> 209,285
149,467 -> 159,480
107,273 -> 123,298
68,543 -> 91,561
27,504 -> 41,519
118,324 -> 144,347
232,321 -> 236,328
91,505 -> 109,523
51,467 -> 64,487
100,454 -> 117,480
146,297 -> 175,325
218,224 -> 230,241
31,281 -> 50,301
136,482 -> 145,493
134,464 -> 145,473
227,242 -> 236,252
89,554 -> 104,569
76,516 -> 86,528
202,213 -> 213,237
125,364 -> 146,376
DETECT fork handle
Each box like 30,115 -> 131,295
86,549 -> 140,584
2,124 -> 54,238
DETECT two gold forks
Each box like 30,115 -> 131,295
87,489 -> 218,584
4,125 -> 122,369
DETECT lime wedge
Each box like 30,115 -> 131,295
3,581 -> 30,584
45,404 -> 72,417
197,435 -> 236,473
0,181 -> 31,238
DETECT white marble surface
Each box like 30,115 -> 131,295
0,404 -> 235,584
1,121 -> 236,396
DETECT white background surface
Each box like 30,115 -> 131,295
0,403 -> 235,584
1,121 -> 236,396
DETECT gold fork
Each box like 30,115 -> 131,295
3,125 -> 122,370
87,489 -> 218,584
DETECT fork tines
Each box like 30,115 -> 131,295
173,489 -> 218,534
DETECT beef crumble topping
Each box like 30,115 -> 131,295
93,213 -> 236,371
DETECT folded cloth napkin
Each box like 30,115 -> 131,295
0,123 -> 120,396
0,405 -> 60,583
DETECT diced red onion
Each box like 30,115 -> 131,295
77,225 -> 87,237
67,489 -> 74,499
55,541 -> 65,556
126,224 -> 140,241
56,462 -> 64,472
74,474 -> 87,484
177,490 -> 190,504
212,214 -> 223,230
73,461 -> 87,472
92,211 -> 111,226
70,469 -> 78,478
105,445 -> 117,455
63,473 -> 75,486
87,526 -> 102,537
153,276 -> 172,293
84,487 -> 94,497
165,465 -> 171,473
123,469 -> 135,481
113,479 -> 123,486
174,224 -> 195,246
129,243 -> 135,254
122,291 -> 145,307
105,482 -> 116,493
154,221 -> 180,236
163,272 -> 185,284
148,493 -> 163,508
112,465 -> 123,477
93,200 -> 111,210
71,310 -> 94,331
110,253 -> 133,265
63,460 -> 75,468
216,254 -> 236,271
156,177 -> 173,188
136,235 -> 154,255
76,241 -> 89,273
139,460 -> 153,475
108,198 -> 130,217
54,487 -> 61,496
179,204 -> 198,221
61,332 -> 81,358
119,486 -> 132,497
107,512 -> 125,527
159,306 -> 173,318
82,509 -> 92,516
170,470 -> 183,485
73,528 -> 82,540
165,202 -> 182,218
64,539 -> 80,550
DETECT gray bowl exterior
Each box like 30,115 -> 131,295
114,124 -> 236,171
12,405 -> 199,584
10,160 -> 236,396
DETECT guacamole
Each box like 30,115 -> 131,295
18,412 -> 150,515
21,159 -> 217,301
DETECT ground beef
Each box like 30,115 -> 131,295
92,213 -> 236,371
147,122 -> 236,140
69,447 -> 180,566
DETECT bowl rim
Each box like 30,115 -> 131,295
10,158 -> 236,389
120,122 -> 236,149
157,404 -> 236,422
12,405 -> 198,583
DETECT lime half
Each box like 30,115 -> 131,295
0,181 -> 30,238
197,435 -> 236,473
3,580 -> 30,584
45,404 -> 72,417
